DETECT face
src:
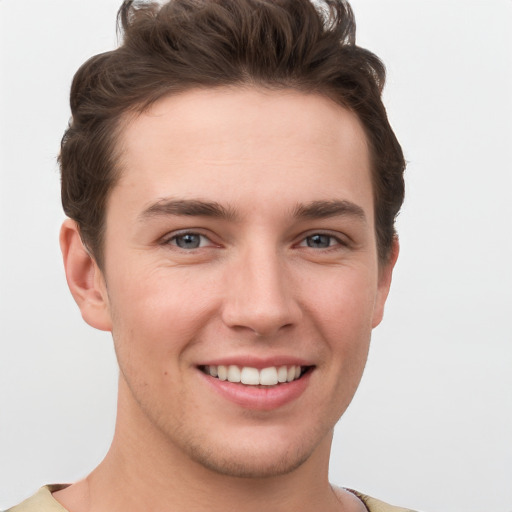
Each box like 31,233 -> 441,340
86,87 -> 395,477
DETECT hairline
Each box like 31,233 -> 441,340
88,83 -> 391,269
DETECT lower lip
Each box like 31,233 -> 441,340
199,369 -> 312,411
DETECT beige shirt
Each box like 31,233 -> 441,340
7,485 -> 417,512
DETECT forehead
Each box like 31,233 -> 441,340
113,87 -> 373,220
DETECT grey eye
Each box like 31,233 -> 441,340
174,233 -> 202,249
306,234 -> 332,248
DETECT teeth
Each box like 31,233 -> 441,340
259,367 -> 278,386
205,364 -> 305,386
241,367 -> 260,385
277,365 -> 288,383
217,365 -> 227,381
227,365 -> 241,383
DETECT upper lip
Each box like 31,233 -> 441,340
198,356 -> 314,369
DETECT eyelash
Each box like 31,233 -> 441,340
164,231 -> 214,250
162,230 -> 348,251
298,233 -> 348,250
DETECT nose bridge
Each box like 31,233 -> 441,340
222,240 -> 299,336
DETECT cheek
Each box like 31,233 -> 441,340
318,281 -> 375,408
307,266 -> 378,339
308,268 -> 376,390
107,268 -> 219,365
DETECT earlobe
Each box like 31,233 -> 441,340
60,219 -> 112,331
372,237 -> 400,328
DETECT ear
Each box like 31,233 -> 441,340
372,237 -> 399,328
60,219 -> 112,331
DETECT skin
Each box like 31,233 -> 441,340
57,87 -> 398,512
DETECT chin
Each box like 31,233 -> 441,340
187,442 -> 311,479
175,422 -> 332,479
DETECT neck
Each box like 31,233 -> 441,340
55,379 -> 346,512
90,429 -> 338,512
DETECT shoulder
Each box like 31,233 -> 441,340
7,484 -> 419,512
5,485 -> 70,512
348,489 -> 419,512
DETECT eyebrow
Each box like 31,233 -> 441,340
138,198 -> 366,223
292,200 -> 367,222
139,198 -> 239,222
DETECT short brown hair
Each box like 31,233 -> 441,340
60,0 -> 405,267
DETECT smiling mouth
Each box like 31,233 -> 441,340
199,365 -> 312,386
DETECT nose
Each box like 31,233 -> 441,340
221,245 -> 302,337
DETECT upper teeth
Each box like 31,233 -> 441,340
205,365 -> 303,386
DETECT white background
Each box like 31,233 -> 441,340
1,1 -> 511,511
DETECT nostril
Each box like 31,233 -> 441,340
221,268 -> 302,336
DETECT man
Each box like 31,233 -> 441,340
8,0 -> 411,510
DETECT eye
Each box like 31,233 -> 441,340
167,232 -> 211,249
299,233 -> 344,249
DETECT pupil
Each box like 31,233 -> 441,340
308,234 -> 330,248
177,234 -> 200,249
